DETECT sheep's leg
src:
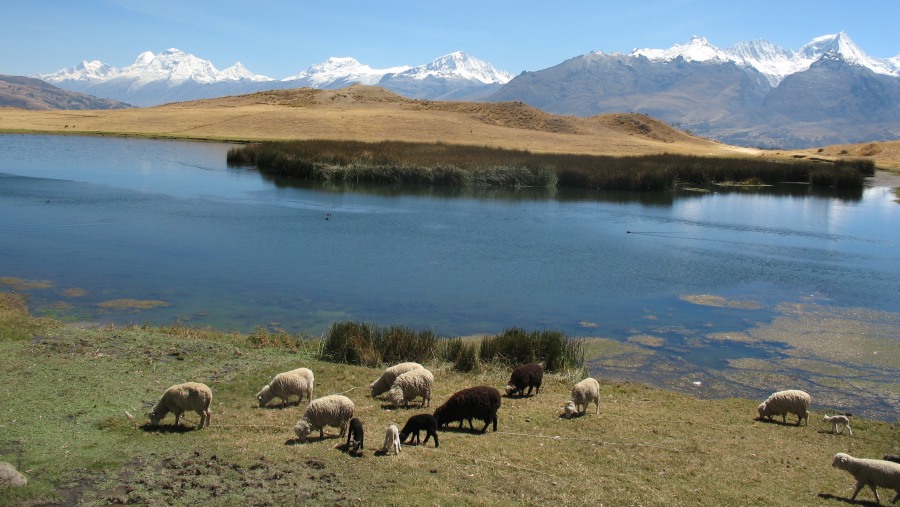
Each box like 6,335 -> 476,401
595,400 -> 600,414
869,484 -> 880,504
845,425 -> 852,436
480,419 -> 490,433
432,431 -> 439,447
850,481 -> 864,500
174,411 -> 181,426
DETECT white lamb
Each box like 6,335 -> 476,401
257,367 -> 314,408
387,367 -> 434,408
823,414 -> 852,436
756,389 -> 811,425
569,377 -> 600,416
370,362 -> 424,398
382,424 -> 401,455
148,382 -> 212,429
832,452 -> 900,504
294,394 -> 355,442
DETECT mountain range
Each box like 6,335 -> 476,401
0,74 -> 131,110
27,33 -> 900,148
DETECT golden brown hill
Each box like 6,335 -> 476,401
785,140 -> 900,172
0,84 -> 752,158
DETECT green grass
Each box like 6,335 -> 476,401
227,139 -> 873,191
1,292 -> 897,506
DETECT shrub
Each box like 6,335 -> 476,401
441,338 -> 478,372
318,321 -> 436,367
479,327 -> 585,373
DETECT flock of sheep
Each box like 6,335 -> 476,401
147,363 -> 900,504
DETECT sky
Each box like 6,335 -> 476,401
3,0 -> 899,78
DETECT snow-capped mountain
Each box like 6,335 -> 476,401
492,32 -> 900,148
632,32 -> 900,86
36,49 -> 510,106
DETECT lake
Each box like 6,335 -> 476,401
1,134 -> 897,419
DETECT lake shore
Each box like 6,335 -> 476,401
1,292 -> 897,506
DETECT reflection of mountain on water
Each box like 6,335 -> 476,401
260,173 -> 862,206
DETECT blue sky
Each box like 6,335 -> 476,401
3,0 -> 898,78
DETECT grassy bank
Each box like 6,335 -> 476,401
1,292 -> 897,506
227,140 -> 874,191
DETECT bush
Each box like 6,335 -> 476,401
318,321 -> 436,367
441,338 -> 479,372
479,327 -> 585,373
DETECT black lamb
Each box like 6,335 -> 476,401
399,413 -> 439,447
346,417 -> 364,454
504,363 -> 544,397
433,386 -> 501,433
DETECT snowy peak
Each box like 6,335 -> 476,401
393,51 -> 514,84
283,57 -> 408,86
632,36 -> 732,63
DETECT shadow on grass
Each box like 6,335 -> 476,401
139,423 -> 200,434
437,424 -> 492,434
756,417 -> 806,427
817,493 -> 881,506
284,434 -> 341,446
558,412 -> 586,420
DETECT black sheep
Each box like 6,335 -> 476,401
346,417 -> 364,453
433,386 -> 501,433
504,363 -> 544,397
399,413 -> 439,447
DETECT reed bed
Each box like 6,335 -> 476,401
227,139 -> 873,191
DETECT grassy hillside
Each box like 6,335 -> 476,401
1,292 -> 896,506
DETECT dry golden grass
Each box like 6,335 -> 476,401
0,84 -> 758,160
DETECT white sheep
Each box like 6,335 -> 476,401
382,424 -> 401,455
294,394 -> 355,442
387,367 -> 434,408
823,414 -> 852,436
756,389 -> 811,425
148,382 -> 212,429
369,362 -> 424,398
569,377 -> 601,416
256,367 -> 314,408
832,452 -> 900,504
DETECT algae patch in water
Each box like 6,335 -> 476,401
627,334 -> 666,347
680,294 -> 763,310
97,299 -> 172,311
0,277 -> 54,291
61,287 -> 87,297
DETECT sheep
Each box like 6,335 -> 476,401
370,362 -> 424,398
294,394 -> 355,442
886,455 -> 900,465
831,452 -> 900,504
433,386 -> 501,433
387,367 -> 434,408
148,382 -> 212,429
346,417 -> 364,454
823,414 -> 852,436
505,363 -> 544,397
756,389 -> 811,425
570,377 -> 601,416
256,367 -> 314,408
382,424 -> 401,455
399,413 -> 439,448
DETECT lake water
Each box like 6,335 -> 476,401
1,134 -> 898,418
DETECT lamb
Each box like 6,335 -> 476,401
148,382 -> 212,429
346,417 -> 364,454
256,367 -> 314,408
756,389 -> 811,425
505,363 -> 544,397
382,424 -> 401,455
823,414 -> 852,436
570,377 -> 601,416
294,394 -> 355,442
433,386 -> 501,433
387,367 -> 434,408
399,413 -> 439,448
370,362 -> 424,398
832,452 -> 900,504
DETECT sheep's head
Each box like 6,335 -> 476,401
369,382 -> 378,398
256,385 -> 272,407
756,402 -> 770,419
387,386 -> 405,407
294,420 -> 312,442
147,403 -> 166,425
563,401 -> 577,419
504,384 -> 517,397
832,453 -> 850,470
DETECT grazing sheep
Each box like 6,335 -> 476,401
370,362 -> 424,398
756,389 -> 811,425
294,395 -> 355,442
148,382 -> 212,429
387,368 -> 434,408
823,414 -> 852,436
382,424 -> 401,455
832,452 -> 900,504
505,363 -> 544,397
562,400 -> 578,419
346,417 -> 364,454
256,367 -> 314,408
570,377 -> 601,416
433,386 -> 501,433
399,413 -> 439,448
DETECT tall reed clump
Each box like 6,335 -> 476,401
478,327 -> 585,373
317,321 -> 436,367
228,140 -> 867,191
440,338 -> 478,372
